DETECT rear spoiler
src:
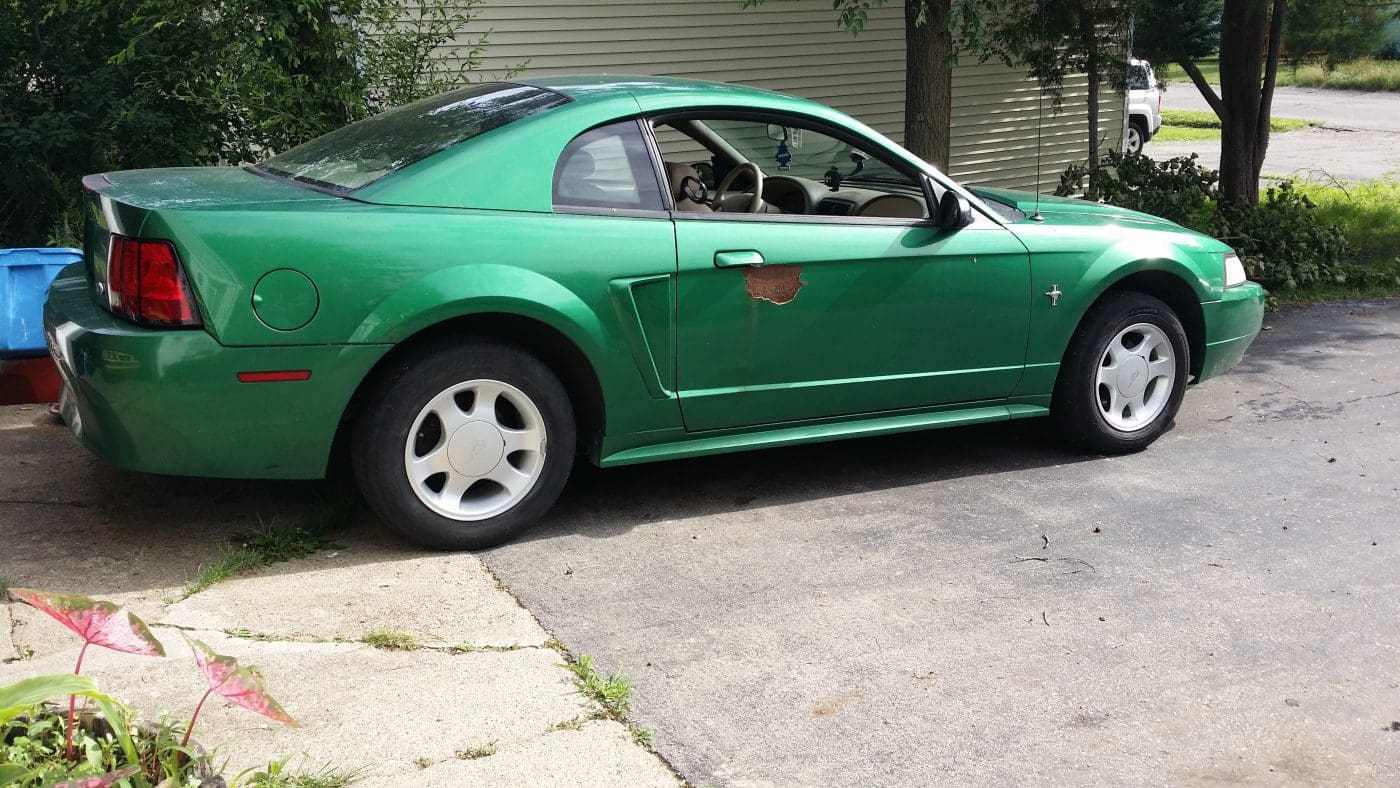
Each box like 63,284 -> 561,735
82,173 -> 113,194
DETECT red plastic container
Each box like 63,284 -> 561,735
0,356 -> 62,405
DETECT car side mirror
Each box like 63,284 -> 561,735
934,190 -> 973,229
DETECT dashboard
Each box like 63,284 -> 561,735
761,176 -> 927,219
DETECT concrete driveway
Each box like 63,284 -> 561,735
0,410 -> 675,785
1148,85 -> 1400,181
478,300 -> 1400,786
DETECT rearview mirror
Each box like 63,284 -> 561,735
766,124 -> 788,142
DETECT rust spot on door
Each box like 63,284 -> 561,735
744,265 -> 805,305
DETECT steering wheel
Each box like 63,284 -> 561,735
712,161 -> 765,213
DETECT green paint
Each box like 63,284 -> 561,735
252,268 -> 319,331
45,76 -> 1264,480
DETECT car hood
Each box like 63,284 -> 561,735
94,166 -> 339,210
969,186 -> 1184,230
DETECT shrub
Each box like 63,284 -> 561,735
0,0 -> 496,248
1214,183 -> 1350,289
1057,152 -> 1352,291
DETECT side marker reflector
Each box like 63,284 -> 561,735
237,370 -> 312,383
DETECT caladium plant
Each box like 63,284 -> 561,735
183,636 -> 299,747
7,589 -> 165,759
4,587 -> 300,784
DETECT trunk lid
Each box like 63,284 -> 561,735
81,167 -> 339,315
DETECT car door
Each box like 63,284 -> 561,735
666,118 -> 1032,432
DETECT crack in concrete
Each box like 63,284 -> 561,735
149,621 -> 547,653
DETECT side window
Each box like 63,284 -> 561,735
553,121 -> 665,211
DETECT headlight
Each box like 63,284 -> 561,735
1223,252 -> 1247,287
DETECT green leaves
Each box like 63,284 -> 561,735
0,674 -> 114,725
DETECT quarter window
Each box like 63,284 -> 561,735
553,121 -> 665,211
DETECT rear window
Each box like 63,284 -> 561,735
255,83 -> 569,192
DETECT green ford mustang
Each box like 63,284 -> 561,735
44,76 -> 1265,549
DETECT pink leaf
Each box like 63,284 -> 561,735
53,765 -> 140,788
7,589 -> 164,657
186,637 -> 299,727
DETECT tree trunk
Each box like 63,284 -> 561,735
1217,0 -> 1270,205
1080,3 -> 1101,199
905,0 -> 953,170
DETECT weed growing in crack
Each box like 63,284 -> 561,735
454,741 -> 497,760
362,629 -> 420,651
234,756 -> 365,787
563,654 -> 632,719
629,726 -> 654,747
547,716 -> 584,732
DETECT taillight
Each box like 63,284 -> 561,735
106,235 -> 201,327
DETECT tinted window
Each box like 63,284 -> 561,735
553,121 -> 665,211
1128,65 -> 1150,90
257,83 -> 569,192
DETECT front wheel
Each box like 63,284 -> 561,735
1052,292 -> 1189,454
352,339 -> 576,550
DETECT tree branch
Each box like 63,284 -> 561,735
1171,38 -> 1223,118
1254,0 -> 1286,174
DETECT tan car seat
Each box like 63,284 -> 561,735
665,162 -> 713,212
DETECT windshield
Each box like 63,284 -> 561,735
256,83 -> 569,191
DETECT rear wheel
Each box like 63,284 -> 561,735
353,339 -> 575,550
1052,292 -> 1188,454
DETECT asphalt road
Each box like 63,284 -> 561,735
1148,85 -> 1400,181
480,300 -> 1400,786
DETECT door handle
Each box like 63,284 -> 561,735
714,250 -> 765,268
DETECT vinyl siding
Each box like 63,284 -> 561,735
425,0 -> 1124,191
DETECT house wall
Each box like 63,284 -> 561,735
429,0 -> 1124,192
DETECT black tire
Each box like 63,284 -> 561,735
352,338 -> 575,550
1126,119 -> 1148,154
1051,292 -> 1189,454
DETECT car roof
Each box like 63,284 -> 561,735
523,74 -> 789,106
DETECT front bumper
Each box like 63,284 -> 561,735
44,268 -> 389,479
1197,282 -> 1266,382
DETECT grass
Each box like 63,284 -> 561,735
1152,125 -> 1220,143
1295,180 -> 1400,266
454,741 -> 498,760
1154,109 -> 1316,143
1276,58 -> 1400,92
1158,56 -> 1220,85
179,499 -> 356,599
361,629 -> 421,651
1158,55 -> 1400,92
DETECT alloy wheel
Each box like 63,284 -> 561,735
1095,322 -> 1175,432
403,379 -> 547,520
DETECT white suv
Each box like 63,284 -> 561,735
1126,58 -> 1162,154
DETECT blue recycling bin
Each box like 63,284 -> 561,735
1,247 -> 82,358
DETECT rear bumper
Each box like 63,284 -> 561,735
44,270 -> 388,479
1197,282 -> 1266,382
